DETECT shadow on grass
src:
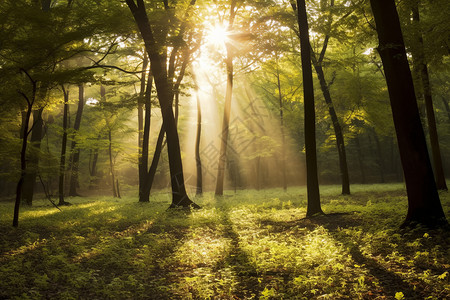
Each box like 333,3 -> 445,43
261,213 -> 425,299
214,209 -> 262,299
306,214 -> 423,299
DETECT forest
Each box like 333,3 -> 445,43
0,0 -> 449,299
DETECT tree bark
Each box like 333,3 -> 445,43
411,3 -> 447,191
294,0 -> 323,216
68,84 -> 85,196
369,0 -> 447,227
126,0 -> 199,208
58,87 -> 69,206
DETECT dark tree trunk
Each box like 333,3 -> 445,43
215,0 -> 237,196
294,0 -> 323,216
369,0 -> 447,227
22,107 -> 45,205
194,76 -> 203,195
13,72 -> 36,227
411,3 -> 447,191
126,0 -> 199,208
143,124 -> 165,198
311,50 -> 350,195
139,57 -> 152,202
58,87 -> 69,206
68,84 -> 85,196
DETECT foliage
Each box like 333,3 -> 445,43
1,184 -> 449,299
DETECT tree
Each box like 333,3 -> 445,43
192,73 -> 203,195
369,0 -> 447,227
293,0 -> 323,216
126,0 -> 199,208
13,70 -> 37,227
58,86 -> 70,206
68,84 -> 86,196
409,1 -> 447,191
215,0 -> 238,196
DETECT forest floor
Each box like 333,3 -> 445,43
0,183 -> 449,299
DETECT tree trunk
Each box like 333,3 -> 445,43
369,0 -> 447,227
311,52 -> 350,195
108,130 -> 118,198
13,75 -> 36,227
194,76 -> 203,195
58,87 -> 69,206
295,0 -> 323,216
215,0 -> 237,196
89,139 -> 100,190
68,84 -> 85,196
411,3 -> 447,191
139,56 -> 152,202
275,56 -> 287,191
126,0 -> 198,208
22,107 -> 45,205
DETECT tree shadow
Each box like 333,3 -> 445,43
281,213 -> 425,299
213,209 -> 262,299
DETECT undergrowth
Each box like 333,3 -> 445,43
0,183 -> 449,299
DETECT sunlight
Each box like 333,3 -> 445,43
205,24 -> 229,48
363,48 -> 373,55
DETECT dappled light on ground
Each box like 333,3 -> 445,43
0,185 -> 449,299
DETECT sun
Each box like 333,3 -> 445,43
206,24 -> 229,47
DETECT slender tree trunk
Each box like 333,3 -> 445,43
311,53 -> 350,194
143,124 -> 165,197
89,139 -> 100,190
294,0 -> 323,216
411,3 -> 447,191
139,56 -> 152,202
13,73 -> 36,227
22,107 -> 45,205
369,0 -> 446,227
68,84 -> 85,196
215,0 -> 237,196
58,87 -> 69,206
126,0 -> 198,208
194,76 -> 203,195
275,56 -> 287,191
14,105 -> 32,226
108,130 -> 117,198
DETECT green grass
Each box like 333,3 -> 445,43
1,184 -> 449,299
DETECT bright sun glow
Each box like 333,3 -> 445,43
206,24 -> 228,47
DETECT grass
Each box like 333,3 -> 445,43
0,183 -> 449,299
